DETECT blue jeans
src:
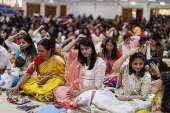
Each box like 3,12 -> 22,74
11,77 -> 21,87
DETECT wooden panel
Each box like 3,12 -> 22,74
122,8 -> 132,23
136,9 -> 143,23
27,3 -> 40,16
45,5 -> 56,17
150,9 -> 154,18
60,5 -> 66,17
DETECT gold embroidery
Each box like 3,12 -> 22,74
28,61 -> 35,69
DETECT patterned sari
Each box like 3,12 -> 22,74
19,55 -> 65,101
98,50 -> 122,87
53,50 -> 82,109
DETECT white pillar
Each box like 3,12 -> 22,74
40,2 -> 45,17
22,0 -> 26,16
57,4 -> 60,17
143,6 -> 150,21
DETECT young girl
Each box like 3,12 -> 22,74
119,33 -> 140,55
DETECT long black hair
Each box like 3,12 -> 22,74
103,37 -> 118,59
37,38 -> 60,56
78,37 -> 98,70
150,33 -> 162,46
161,72 -> 170,112
82,27 -> 91,38
53,24 -> 62,38
112,29 -> 120,41
65,30 -> 73,39
0,28 -> 9,50
146,58 -> 168,73
47,31 -> 57,50
129,51 -> 146,77
123,33 -> 131,41
19,35 -> 37,61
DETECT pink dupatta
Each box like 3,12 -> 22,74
53,50 -> 82,109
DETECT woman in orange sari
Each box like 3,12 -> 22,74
6,39 -> 65,101
53,35 -> 106,112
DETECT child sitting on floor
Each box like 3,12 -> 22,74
0,56 -> 25,89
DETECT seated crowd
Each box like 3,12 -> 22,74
0,14 -> 170,113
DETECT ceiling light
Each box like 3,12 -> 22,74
160,2 -> 165,5
130,2 -> 136,5
121,0 -> 128,1
163,9 -> 166,12
148,0 -> 156,1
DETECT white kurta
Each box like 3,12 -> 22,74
77,57 -> 106,112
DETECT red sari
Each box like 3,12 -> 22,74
98,50 -> 122,86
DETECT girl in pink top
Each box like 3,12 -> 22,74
119,33 -> 140,55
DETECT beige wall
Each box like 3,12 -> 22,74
159,9 -> 170,15
22,0 -> 170,21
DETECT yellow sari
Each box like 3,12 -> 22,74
19,55 -> 65,101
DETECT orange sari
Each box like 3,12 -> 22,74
53,50 -> 82,109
